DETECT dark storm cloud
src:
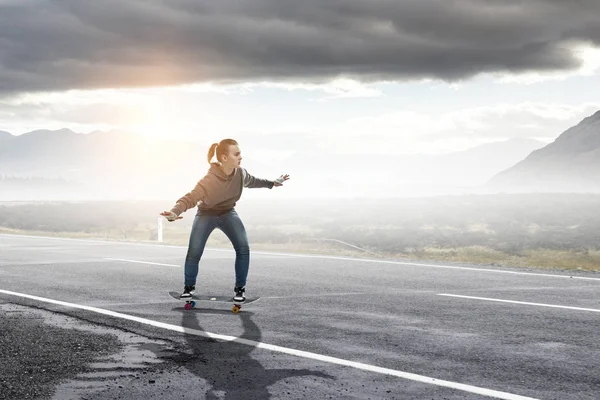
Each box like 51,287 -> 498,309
1,0 -> 600,94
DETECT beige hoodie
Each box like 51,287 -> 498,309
170,163 -> 274,216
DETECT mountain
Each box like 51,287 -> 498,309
0,128 -> 546,200
0,129 -> 213,200
487,110 -> 600,193
0,129 -> 85,175
275,138 -> 545,197
0,130 -> 14,147
429,138 -> 546,185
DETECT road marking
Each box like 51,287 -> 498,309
258,252 -> 600,282
0,259 -> 100,266
0,289 -> 538,400
263,292 -> 365,299
2,233 -> 599,281
104,258 -> 180,267
439,294 -> 600,313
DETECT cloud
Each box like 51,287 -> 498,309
2,84 -> 599,156
314,102 -> 600,154
0,89 -> 148,133
496,43 -> 600,84
248,79 -> 383,100
2,0 -> 600,94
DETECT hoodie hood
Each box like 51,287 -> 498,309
208,163 -> 237,182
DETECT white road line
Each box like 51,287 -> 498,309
0,259 -> 100,266
0,289 -> 538,400
0,233 -> 182,248
104,258 -> 180,267
439,294 -> 600,313
263,292 -> 365,299
3,233 -> 600,282
259,253 -> 600,282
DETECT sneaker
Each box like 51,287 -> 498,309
180,285 -> 195,300
233,286 -> 246,302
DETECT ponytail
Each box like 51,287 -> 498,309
207,139 -> 239,165
207,143 -> 219,164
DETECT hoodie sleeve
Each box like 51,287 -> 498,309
170,179 -> 208,215
241,168 -> 274,189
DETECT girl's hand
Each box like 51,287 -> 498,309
160,211 -> 183,221
273,174 -> 290,187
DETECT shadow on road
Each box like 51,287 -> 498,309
172,307 -> 333,399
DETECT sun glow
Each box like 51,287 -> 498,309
496,42 -> 600,84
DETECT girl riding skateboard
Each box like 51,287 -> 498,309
160,139 -> 289,303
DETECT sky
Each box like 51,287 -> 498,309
1,0 -> 600,158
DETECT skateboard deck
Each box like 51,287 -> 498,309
169,291 -> 260,313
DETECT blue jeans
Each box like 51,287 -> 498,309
183,209 -> 250,288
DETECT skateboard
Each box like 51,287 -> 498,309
169,291 -> 260,313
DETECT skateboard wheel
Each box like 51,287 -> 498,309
191,301 -> 196,307
184,302 -> 192,311
232,305 -> 240,314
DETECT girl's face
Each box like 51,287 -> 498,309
221,145 -> 242,168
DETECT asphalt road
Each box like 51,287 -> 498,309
0,233 -> 599,400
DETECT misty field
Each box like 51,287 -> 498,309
1,194 -> 600,271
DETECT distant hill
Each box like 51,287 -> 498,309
431,137 -> 546,185
276,137 -> 546,197
487,110 -> 600,193
0,130 -> 13,146
0,128 -> 547,200
0,129 -> 212,200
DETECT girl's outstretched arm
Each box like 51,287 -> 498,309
242,168 -> 290,188
159,179 -> 208,221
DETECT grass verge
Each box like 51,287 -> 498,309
1,228 -> 599,272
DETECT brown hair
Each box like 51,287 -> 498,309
207,139 -> 238,164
